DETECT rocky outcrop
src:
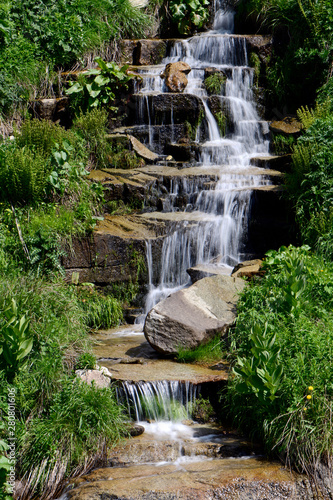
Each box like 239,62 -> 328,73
130,93 -> 204,126
144,275 -> 247,355
31,97 -> 70,127
270,116 -> 303,136
250,154 -> 292,172
120,39 -> 167,65
160,62 -> 191,93
75,368 -> 111,388
231,259 -> 263,278
187,263 -> 231,283
61,215 -> 163,285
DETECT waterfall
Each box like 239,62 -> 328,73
132,7 -> 272,313
117,380 -> 199,422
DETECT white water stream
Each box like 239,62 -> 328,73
133,5 -> 272,315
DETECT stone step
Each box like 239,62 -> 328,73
67,455 -> 310,500
250,154 -> 292,172
92,327 -> 229,383
120,35 -> 272,66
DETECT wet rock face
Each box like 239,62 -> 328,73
67,459 -> 314,500
130,93 -> 204,126
160,61 -> 191,93
120,39 -> 167,65
144,275 -> 247,355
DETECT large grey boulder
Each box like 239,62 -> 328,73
144,275 -> 247,355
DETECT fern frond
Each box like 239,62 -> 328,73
297,100 -> 331,130
292,143 -> 313,174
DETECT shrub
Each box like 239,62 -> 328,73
72,108 -> 112,168
77,285 -> 123,329
286,111 -> 333,258
15,119 -> 74,157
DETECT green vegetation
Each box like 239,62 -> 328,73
0,107 -> 141,497
78,284 -> 123,329
204,72 -> 227,95
66,58 -> 134,110
0,0 -> 153,119
177,334 -> 225,364
227,245 -> 333,476
190,395 -> 215,423
0,272 -> 129,499
286,100 -> 333,258
169,0 -> 210,35
249,53 -> 261,87
236,0 -> 333,110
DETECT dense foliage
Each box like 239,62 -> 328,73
0,110 -> 133,499
228,245 -> 333,476
235,0 -> 333,109
286,102 -> 333,258
0,0 -> 153,118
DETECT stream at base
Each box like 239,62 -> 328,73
59,327 -> 314,500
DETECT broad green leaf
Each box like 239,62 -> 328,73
94,74 -> 110,86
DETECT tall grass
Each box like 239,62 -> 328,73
0,0 -> 153,118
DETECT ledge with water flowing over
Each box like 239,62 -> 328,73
91,325 -> 229,383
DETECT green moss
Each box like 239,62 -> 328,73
215,111 -> 227,136
204,73 -> 226,95
249,53 -> 261,87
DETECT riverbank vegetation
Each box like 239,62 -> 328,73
225,0 -> 333,485
228,245 -> 333,478
0,111 -> 134,498
235,0 -> 333,110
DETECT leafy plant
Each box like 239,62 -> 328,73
272,133 -> 295,155
227,245 -> 333,477
0,299 -> 33,382
0,145 -> 48,205
169,0 -> 210,35
233,323 -> 284,404
48,141 -> 89,196
66,58 -> 133,109
249,52 -> 261,87
0,432 -> 13,500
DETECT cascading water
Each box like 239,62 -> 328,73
118,380 -> 199,422
133,5 -> 272,315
